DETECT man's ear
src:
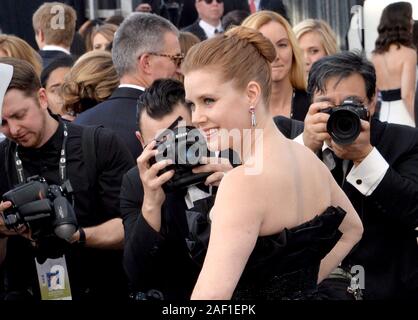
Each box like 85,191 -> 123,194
38,88 -> 49,110
135,131 -> 145,147
246,81 -> 262,108
138,53 -> 152,76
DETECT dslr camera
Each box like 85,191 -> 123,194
322,99 -> 369,145
2,176 -> 78,242
149,119 -> 211,192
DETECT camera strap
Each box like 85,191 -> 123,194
14,122 -> 69,184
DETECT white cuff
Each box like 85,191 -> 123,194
346,147 -> 389,196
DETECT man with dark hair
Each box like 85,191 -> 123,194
121,79 -> 232,299
75,13 -> 182,160
298,51 -> 418,299
0,57 -> 134,300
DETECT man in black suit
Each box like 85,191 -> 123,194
297,52 -> 418,299
32,2 -> 76,69
75,13 -> 183,160
121,79 -> 232,299
182,0 -> 224,41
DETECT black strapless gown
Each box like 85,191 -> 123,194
232,206 -> 346,300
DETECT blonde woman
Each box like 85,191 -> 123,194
294,19 -> 338,78
61,50 -> 119,120
242,11 -> 309,121
0,34 -> 42,76
91,23 -> 118,51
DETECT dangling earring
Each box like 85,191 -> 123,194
249,106 -> 256,127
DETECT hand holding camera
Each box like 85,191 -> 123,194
137,139 -> 175,211
303,99 -> 373,164
1,176 -> 78,242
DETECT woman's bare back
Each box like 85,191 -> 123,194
372,44 -> 416,90
258,137 -> 334,236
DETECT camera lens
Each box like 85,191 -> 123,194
327,109 -> 361,145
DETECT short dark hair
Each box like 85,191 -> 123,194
307,51 -> 376,102
136,79 -> 187,132
40,55 -> 74,87
0,57 -> 41,97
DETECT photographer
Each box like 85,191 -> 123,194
121,79 -> 232,300
298,52 -> 418,299
0,58 -> 134,300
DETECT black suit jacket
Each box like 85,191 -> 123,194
275,117 -> 418,299
182,20 -> 207,41
39,50 -> 72,69
120,167 -> 201,299
74,87 -> 144,160
340,119 -> 418,299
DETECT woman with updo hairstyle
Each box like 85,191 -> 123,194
61,50 -> 119,120
182,26 -> 363,300
293,19 -> 338,78
371,2 -> 416,127
0,34 -> 42,76
241,11 -> 310,121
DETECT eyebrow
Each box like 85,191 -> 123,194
314,96 -> 333,103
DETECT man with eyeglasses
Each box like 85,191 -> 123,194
182,0 -> 224,41
75,13 -> 182,160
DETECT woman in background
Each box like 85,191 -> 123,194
242,11 -> 309,121
0,34 -> 42,76
371,2 -> 416,127
91,23 -> 118,51
61,50 -> 119,120
293,19 -> 338,79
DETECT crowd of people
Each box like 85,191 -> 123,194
0,0 -> 417,301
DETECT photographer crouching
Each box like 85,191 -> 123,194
0,58 -> 134,300
121,79 -> 233,300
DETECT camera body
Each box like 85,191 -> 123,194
149,125 -> 211,192
2,176 -> 78,242
322,99 -> 369,145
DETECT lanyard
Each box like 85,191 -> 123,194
14,123 -> 69,184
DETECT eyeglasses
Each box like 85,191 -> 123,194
149,52 -> 185,67
201,0 -> 223,4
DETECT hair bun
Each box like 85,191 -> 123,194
225,26 -> 276,63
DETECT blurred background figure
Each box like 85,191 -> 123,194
242,11 -> 309,121
260,0 -> 290,24
294,19 -> 338,79
182,0 -> 224,41
0,34 -> 42,76
61,50 -> 119,121
178,31 -> 201,82
135,0 -> 153,13
91,23 -> 118,51
371,1 -> 416,127
222,10 -> 250,31
32,2 -> 76,69
41,55 -> 74,118
78,19 -> 104,52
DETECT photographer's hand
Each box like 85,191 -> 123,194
0,201 -> 32,240
303,102 -> 331,153
192,156 -> 233,187
330,119 -> 373,166
137,141 -> 175,232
